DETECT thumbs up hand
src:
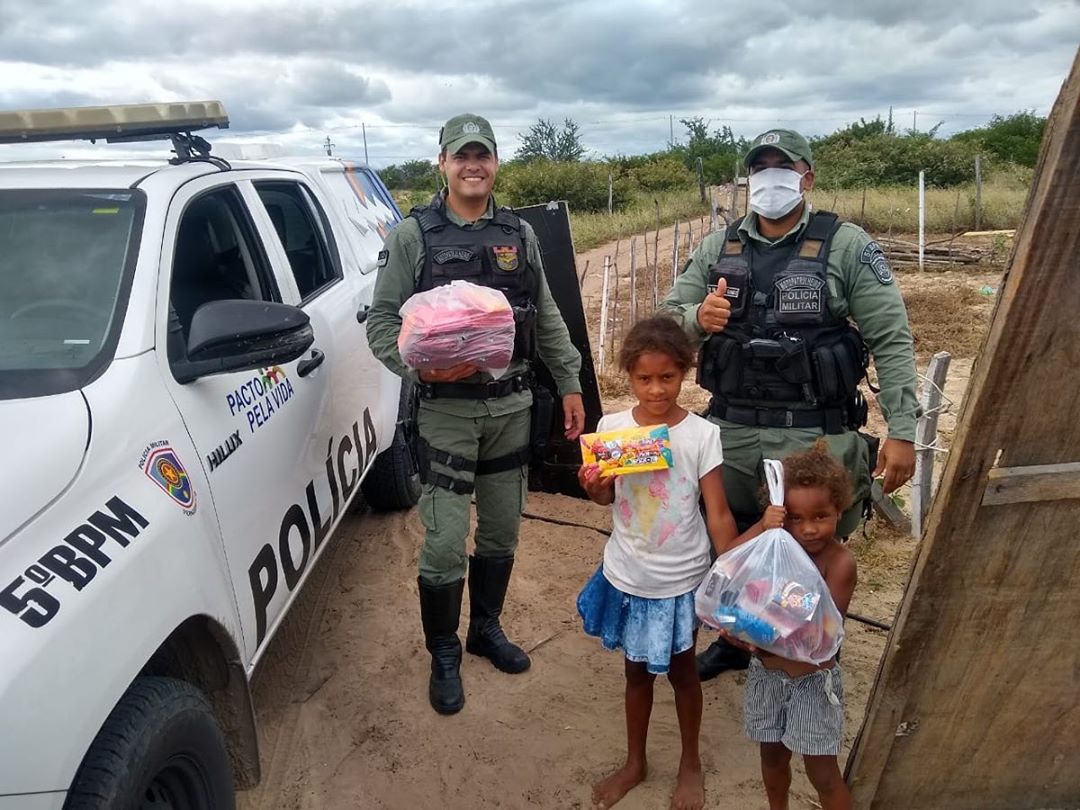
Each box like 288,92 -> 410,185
697,277 -> 732,333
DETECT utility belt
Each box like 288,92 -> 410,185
416,373 -> 530,401
403,374 -> 555,494
709,391 -> 868,435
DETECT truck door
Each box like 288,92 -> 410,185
158,177 -> 335,661
246,177 -> 388,496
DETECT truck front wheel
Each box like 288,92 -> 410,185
65,676 -> 234,810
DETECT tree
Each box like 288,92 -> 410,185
811,114 -> 897,149
515,118 -> 586,163
377,159 -> 440,191
667,117 -> 748,184
951,111 -> 1046,168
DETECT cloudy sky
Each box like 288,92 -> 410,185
0,0 -> 1076,166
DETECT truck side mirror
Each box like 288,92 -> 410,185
171,299 -> 315,384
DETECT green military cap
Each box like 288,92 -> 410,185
439,113 -> 497,154
744,128 -> 814,168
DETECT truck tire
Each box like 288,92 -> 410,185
65,676 -> 234,810
361,382 -> 421,511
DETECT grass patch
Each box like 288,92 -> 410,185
571,189 -> 711,252
809,179 -> 1028,234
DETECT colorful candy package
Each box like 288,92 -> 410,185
579,424 -> 673,476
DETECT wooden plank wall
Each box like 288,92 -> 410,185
846,47 -> 1080,809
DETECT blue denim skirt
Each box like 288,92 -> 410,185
577,566 -> 699,674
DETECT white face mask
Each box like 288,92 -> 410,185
748,167 -> 807,220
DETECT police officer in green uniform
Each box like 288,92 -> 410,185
367,114 -> 586,715
659,129 -> 918,679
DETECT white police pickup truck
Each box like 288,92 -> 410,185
0,102 -> 418,809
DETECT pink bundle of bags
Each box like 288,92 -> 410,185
397,280 -> 516,373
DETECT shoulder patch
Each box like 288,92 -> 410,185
377,249 -> 389,268
859,240 -> 893,284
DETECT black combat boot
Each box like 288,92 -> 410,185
696,636 -> 751,681
465,554 -> 531,674
418,577 -> 465,715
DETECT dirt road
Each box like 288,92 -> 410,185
238,489 -> 903,810
238,231 -> 999,809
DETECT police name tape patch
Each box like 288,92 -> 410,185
776,275 -> 825,314
433,248 -> 475,264
859,240 -> 893,284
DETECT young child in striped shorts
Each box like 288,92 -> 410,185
720,441 -> 857,810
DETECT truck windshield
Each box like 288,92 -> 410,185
0,189 -> 145,399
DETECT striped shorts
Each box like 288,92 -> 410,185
743,658 -> 845,756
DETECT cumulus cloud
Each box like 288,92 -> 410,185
0,0 -> 1075,164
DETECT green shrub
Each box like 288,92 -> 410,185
814,134 -> 981,189
626,157 -> 695,191
496,160 -> 634,213
951,111 -> 1046,168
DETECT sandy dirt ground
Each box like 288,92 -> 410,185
238,231 -> 1001,810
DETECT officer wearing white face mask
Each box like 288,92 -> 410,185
660,128 -> 918,680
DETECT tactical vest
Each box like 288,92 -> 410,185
698,211 -> 869,433
411,196 -> 538,363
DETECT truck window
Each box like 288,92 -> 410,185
0,188 -> 145,399
255,181 -> 342,302
170,187 -> 277,340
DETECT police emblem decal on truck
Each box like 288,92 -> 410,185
138,442 -> 196,515
247,409 -> 378,645
0,498 -> 150,628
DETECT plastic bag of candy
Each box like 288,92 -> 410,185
397,280 -> 515,373
579,424 -> 673,476
694,459 -> 844,664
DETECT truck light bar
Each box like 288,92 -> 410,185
0,101 -> 229,145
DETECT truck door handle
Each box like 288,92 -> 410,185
297,349 -> 325,377
356,305 -> 370,324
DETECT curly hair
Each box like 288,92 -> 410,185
783,439 -> 853,512
618,314 -> 696,373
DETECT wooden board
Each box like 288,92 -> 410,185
846,47 -> 1080,809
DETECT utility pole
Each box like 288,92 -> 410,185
669,114 -> 674,147
913,109 -> 918,132
362,122 -> 369,165
323,136 -> 334,157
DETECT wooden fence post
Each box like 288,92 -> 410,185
975,153 -> 983,231
696,156 -> 707,204
911,352 -> 952,538
629,237 -> 638,325
672,221 -> 680,281
729,169 -> 739,218
598,256 -> 611,374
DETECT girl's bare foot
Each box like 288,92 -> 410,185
592,759 -> 647,808
670,757 -> 705,810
